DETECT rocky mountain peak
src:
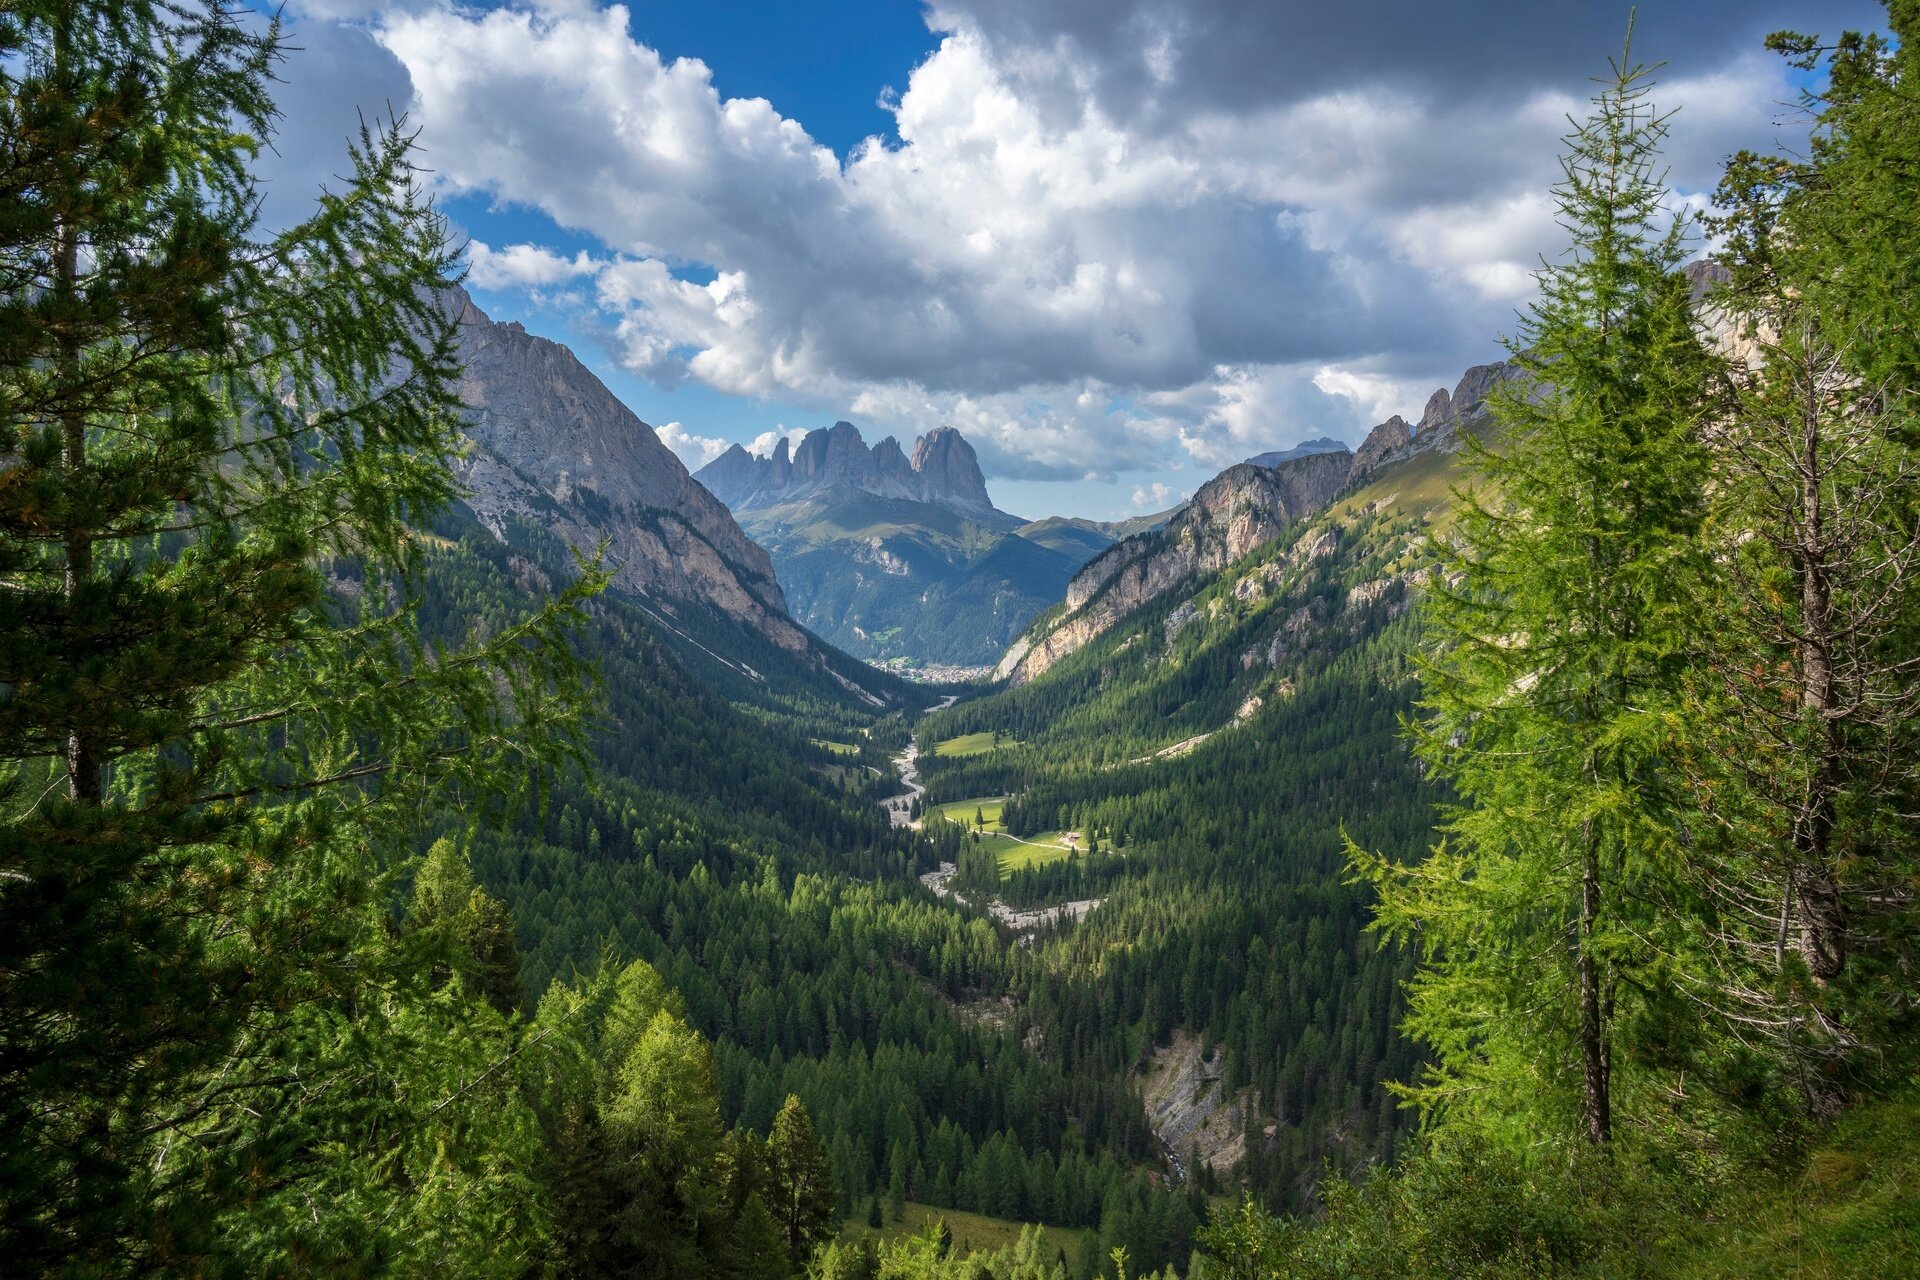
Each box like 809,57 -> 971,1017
1348,414 -> 1416,484
909,426 -> 993,513
695,420 -> 1001,518
443,287 -> 810,654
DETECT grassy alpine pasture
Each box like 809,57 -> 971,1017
932,731 -> 1018,757
925,796 -> 1079,871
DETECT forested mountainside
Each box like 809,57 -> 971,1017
915,396 -> 1472,1208
695,424 -> 1112,670
410,498 -> 1218,1275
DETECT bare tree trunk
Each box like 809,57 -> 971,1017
1791,406 -> 1845,980
1580,819 -> 1612,1145
54,70 -> 99,807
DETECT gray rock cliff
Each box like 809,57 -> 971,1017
996,449 -> 1352,684
446,288 -> 811,653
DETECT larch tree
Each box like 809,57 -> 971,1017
768,1093 -> 837,1266
1352,36 -> 1718,1148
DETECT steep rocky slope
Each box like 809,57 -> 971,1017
994,449 -> 1352,684
994,360 -> 1517,685
447,290 -> 899,706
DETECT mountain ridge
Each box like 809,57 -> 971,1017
445,288 -> 904,708
994,359 -> 1520,684
698,421 -> 1003,521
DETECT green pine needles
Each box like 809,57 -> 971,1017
1351,2 -> 1920,1169
0,0 -> 600,1269
1350,35 -> 1718,1148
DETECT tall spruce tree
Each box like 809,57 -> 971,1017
1352,37 -> 1717,1146
0,0 -> 594,1267
1688,0 -> 1920,1104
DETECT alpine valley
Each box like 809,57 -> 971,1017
13,6 -> 1920,1280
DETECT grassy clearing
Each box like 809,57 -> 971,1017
928,796 -> 1009,831
842,1201 -> 1087,1262
998,838 -> 1073,872
933,731 -> 1018,757
810,738 -> 860,756
1659,1089 -> 1920,1279
926,797 -> 1079,871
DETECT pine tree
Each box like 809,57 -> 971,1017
0,0 -> 595,1265
768,1093 -> 837,1266
888,1142 -> 909,1221
1352,33 -> 1716,1147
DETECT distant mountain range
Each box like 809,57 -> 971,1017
1244,436 -> 1350,468
695,423 -> 1121,669
697,422 -> 996,518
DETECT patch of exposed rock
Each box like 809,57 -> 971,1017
1347,360 -> 1521,486
1137,1030 -> 1250,1180
1347,414 -> 1414,484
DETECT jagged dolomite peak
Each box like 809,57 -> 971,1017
1348,414 -> 1415,484
694,420 -> 996,516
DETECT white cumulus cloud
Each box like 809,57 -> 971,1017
361,0 -> 1811,480
653,420 -> 733,468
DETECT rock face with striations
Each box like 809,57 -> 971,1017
697,422 -> 995,517
446,287 -> 811,653
996,448 -> 1353,684
995,356 -> 1527,686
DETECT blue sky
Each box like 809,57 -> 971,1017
268,0 -> 1885,520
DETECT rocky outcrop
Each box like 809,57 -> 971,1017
1347,360 -> 1523,485
909,427 -> 995,514
1347,414 -> 1415,484
996,449 -> 1351,684
694,420 -> 999,518
447,288 -> 812,653
1137,1030 -> 1251,1179
1686,257 -> 1732,303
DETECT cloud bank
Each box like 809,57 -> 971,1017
319,0 -> 1867,480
